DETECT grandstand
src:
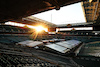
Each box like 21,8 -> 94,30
0,22 -> 99,67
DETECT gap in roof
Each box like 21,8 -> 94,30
33,2 -> 86,25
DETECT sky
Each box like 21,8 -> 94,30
33,2 -> 86,25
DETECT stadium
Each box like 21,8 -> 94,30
0,0 -> 100,67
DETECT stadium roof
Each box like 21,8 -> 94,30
12,16 -> 57,27
0,0 -> 86,23
82,0 -> 100,22
57,22 -> 93,28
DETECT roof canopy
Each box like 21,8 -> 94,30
0,0 -> 85,23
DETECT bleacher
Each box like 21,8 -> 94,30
0,25 -> 100,67
0,25 -> 59,67
78,41 -> 100,57
0,52 -> 57,67
64,35 -> 100,43
0,25 -> 30,33
0,25 -> 58,67
0,34 -> 30,44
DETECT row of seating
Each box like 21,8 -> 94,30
73,56 -> 100,67
65,36 -> 100,43
0,53 -> 57,67
0,34 -> 100,45
86,43 -> 100,47
59,31 -> 100,35
0,25 -> 30,33
0,34 -> 31,44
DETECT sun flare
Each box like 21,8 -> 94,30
35,26 -> 47,32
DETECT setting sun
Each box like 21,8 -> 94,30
35,26 -> 48,32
